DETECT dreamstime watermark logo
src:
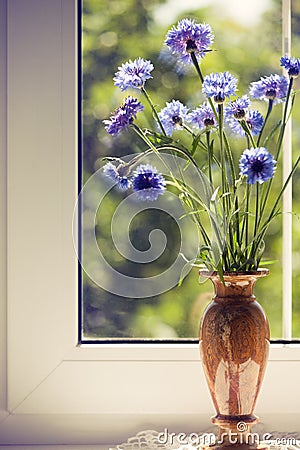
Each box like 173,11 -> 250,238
156,425 -> 300,447
73,152 -> 225,298
236,420 -> 248,432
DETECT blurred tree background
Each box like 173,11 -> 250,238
81,0 -> 300,340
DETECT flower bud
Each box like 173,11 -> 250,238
214,92 -> 225,104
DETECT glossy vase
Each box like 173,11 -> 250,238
199,269 -> 270,449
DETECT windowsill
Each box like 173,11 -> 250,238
73,342 -> 300,361
0,414 -> 299,446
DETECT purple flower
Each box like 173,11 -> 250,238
113,58 -> 154,91
188,104 -> 217,130
103,97 -> 144,136
165,18 -> 214,64
158,100 -> 189,136
132,164 -> 166,201
249,74 -> 288,103
226,110 -> 264,137
103,162 -> 132,191
239,147 -> 276,184
225,95 -> 251,120
280,55 -> 300,78
202,72 -> 238,103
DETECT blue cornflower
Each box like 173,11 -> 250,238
202,72 -> 238,103
188,104 -> 217,130
122,96 -> 144,117
280,55 -> 300,78
132,164 -> 166,201
249,74 -> 288,103
158,100 -> 189,136
226,110 -> 264,137
225,95 -> 251,120
103,162 -> 131,191
113,58 -> 154,91
239,147 -> 276,184
165,18 -> 214,64
103,96 -> 144,136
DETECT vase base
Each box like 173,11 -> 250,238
202,417 -> 269,450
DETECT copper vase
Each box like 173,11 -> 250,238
199,269 -> 270,449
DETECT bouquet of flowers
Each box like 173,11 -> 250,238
102,18 -> 300,279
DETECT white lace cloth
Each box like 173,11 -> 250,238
109,429 -> 300,450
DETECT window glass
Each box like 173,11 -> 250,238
81,0 -> 300,340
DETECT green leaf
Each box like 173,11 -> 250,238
259,259 -> 278,266
191,134 -> 202,156
177,260 -> 193,287
262,120 -> 281,147
144,129 -> 173,146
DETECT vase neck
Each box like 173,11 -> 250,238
203,270 -> 269,301
212,277 -> 256,300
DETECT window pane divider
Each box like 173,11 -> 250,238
282,0 -> 293,340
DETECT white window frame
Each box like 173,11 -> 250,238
0,0 -> 299,445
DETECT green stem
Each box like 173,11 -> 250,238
240,184 -> 250,258
141,87 -> 167,136
189,51 -> 217,119
133,124 -> 214,211
251,183 -> 260,257
240,120 -> 256,148
132,123 -> 158,153
267,155 -> 300,227
183,123 -> 196,137
194,213 -> 210,247
256,77 -> 294,231
217,104 -> 229,205
190,51 -> 204,82
217,103 -> 233,269
223,131 -> 236,186
223,133 -> 240,248
257,99 -> 273,147
246,134 -> 250,149
275,77 -> 293,160
252,153 -> 300,258
206,130 -> 213,184
218,104 -> 225,191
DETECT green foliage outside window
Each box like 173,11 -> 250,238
82,0 -> 300,340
